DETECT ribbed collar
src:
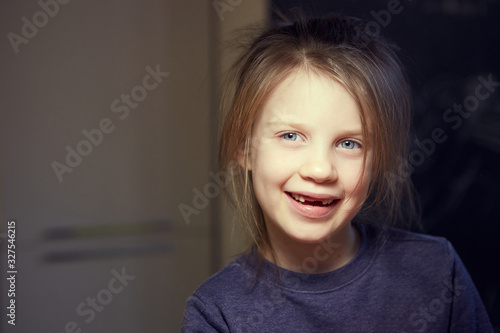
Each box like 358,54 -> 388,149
237,224 -> 384,293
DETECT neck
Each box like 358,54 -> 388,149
265,223 -> 360,274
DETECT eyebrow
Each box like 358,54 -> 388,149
266,120 -> 365,135
266,120 -> 300,127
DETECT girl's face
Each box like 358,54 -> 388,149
248,68 -> 373,246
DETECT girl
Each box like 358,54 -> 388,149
182,14 -> 493,332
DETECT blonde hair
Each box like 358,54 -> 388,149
219,14 -> 417,257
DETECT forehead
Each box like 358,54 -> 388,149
256,68 -> 365,129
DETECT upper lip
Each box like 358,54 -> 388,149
286,191 -> 338,201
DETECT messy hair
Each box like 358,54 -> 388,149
219,14 -> 418,257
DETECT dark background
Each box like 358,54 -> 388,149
271,0 -> 500,328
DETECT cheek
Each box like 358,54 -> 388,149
339,159 -> 372,197
251,145 -> 295,191
253,151 -> 286,182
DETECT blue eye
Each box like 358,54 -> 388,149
282,132 -> 301,141
338,140 -> 360,149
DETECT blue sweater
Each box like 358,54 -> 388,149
182,224 -> 493,332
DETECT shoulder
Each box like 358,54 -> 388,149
363,225 -> 493,331
363,224 -> 457,278
374,224 -> 449,245
191,253 -> 253,298
185,252 -> 256,311
368,224 -> 453,257
182,253 -> 259,332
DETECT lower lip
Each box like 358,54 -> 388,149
286,193 -> 338,219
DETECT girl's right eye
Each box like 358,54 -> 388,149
282,132 -> 302,141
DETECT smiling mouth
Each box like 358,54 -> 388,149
287,192 -> 336,206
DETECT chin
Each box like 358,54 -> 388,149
286,224 -> 339,245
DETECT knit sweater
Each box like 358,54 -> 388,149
182,224 -> 493,332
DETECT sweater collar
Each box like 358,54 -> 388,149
239,223 -> 383,293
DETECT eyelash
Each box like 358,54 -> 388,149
280,132 -> 362,149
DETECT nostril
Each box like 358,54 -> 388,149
299,166 -> 338,183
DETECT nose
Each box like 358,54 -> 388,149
298,147 -> 338,183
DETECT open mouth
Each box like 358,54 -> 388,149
287,192 -> 336,207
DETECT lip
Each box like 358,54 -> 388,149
285,191 -> 339,219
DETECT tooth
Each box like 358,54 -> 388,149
299,196 -> 305,203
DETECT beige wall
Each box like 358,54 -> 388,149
1,1 -> 218,332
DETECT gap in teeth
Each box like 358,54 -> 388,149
290,193 -> 334,206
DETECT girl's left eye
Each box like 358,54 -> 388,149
338,140 -> 361,150
282,132 -> 302,141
